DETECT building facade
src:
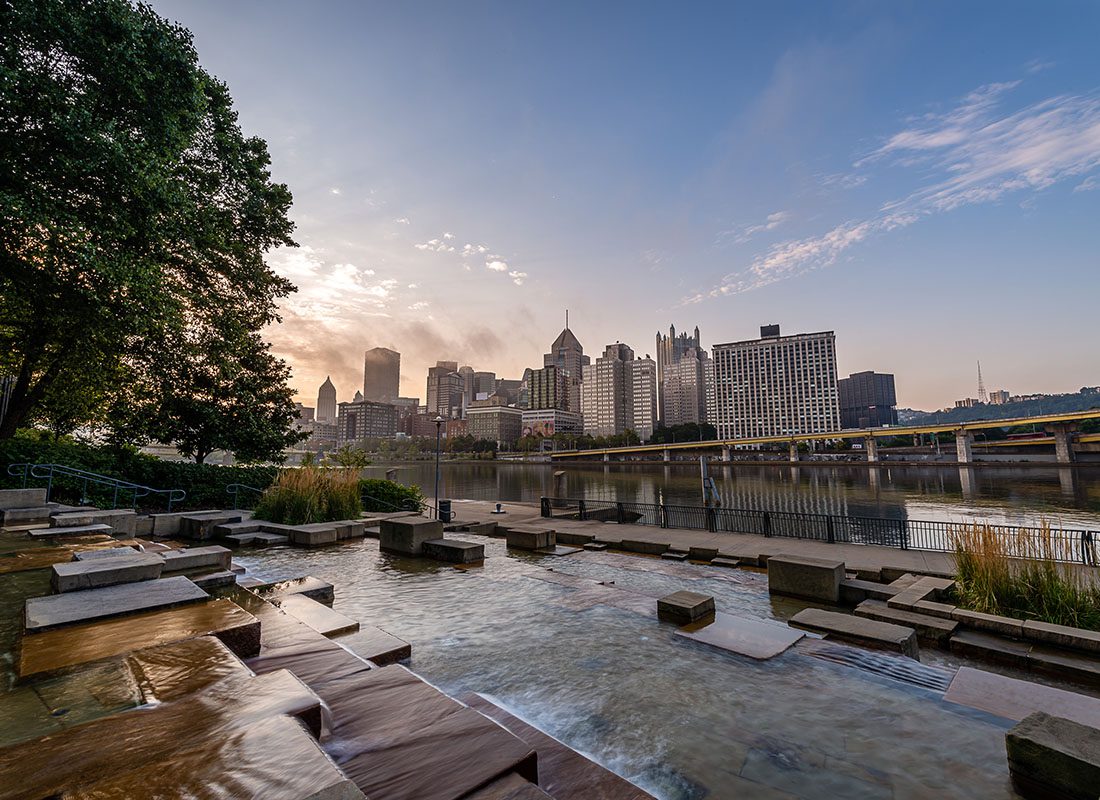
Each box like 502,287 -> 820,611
580,344 -> 657,439
655,324 -> 702,425
466,405 -> 523,449
660,346 -> 709,426
426,361 -> 463,419
521,408 -> 583,438
543,325 -> 589,417
711,325 -> 840,439
316,376 -> 337,423
528,365 -> 568,411
837,371 -> 898,429
363,347 -> 400,404
337,400 -> 397,444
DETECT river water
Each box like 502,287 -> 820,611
367,462 -> 1100,531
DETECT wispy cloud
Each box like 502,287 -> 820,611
719,210 -> 792,244
508,270 -> 527,285
394,217 -> 410,224
685,81 -> 1100,304
414,237 -> 456,252
486,259 -> 508,272
1026,59 -> 1055,75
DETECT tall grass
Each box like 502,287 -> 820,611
252,467 -> 362,525
951,522 -> 1100,631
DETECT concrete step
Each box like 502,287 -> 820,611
423,538 -> 485,563
24,575 -> 208,633
161,545 -> 231,572
661,551 -> 689,561
51,508 -> 137,535
789,608 -> 919,659
28,523 -> 113,538
253,575 -> 335,605
0,505 -> 53,525
336,625 -> 412,665
840,578 -> 901,605
178,510 -> 245,540
73,546 -> 143,561
191,570 -> 238,590
949,629 -> 1032,667
854,600 -> 958,644
50,552 -> 164,593
271,593 -> 359,637
0,487 -> 47,509
582,542 -> 609,551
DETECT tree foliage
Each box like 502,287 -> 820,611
0,0 -> 298,461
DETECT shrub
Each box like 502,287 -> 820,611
360,478 -> 424,513
952,523 -> 1100,631
252,467 -> 362,524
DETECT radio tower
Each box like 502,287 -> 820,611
977,361 -> 988,404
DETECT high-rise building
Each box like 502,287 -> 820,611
711,325 -> 840,439
988,389 -> 1011,405
466,405 -> 523,449
837,371 -> 898,429
581,343 -> 657,439
363,347 -> 400,404
458,365 -> 476,408
473,371 -> 496,400
627,355 -> 658,441
338,399 -> 397,444
425,362 -> 463,419
544,322 -> 589,417
660,346 -> 709,427
316,376 -> 337,423
528,365 -> 568,410
655,324 -> 702,425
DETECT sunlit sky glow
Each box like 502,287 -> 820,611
152,1 -> 1100,410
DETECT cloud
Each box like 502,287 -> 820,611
443,232 -> 455,240
508,270 -> 527,285
462,243 -> 489,256
414,238 -> 456,253
408,301 -> 430,310
394,217 -> 410,224
1026,59 -> 1055,75
1075,175 -> 1100,192
685,81 -> 1100,304
330,187 -> 341,195
486,259 -> 509,272
720,210 -> 792,244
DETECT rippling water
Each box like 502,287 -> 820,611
367,462 -> 1100,530
235,537 -> 1028,799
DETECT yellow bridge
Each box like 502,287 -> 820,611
549,409 -> 1100,465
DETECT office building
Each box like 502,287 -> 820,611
392,396 -> 420,419
837,371 -> 898,429
337,399 -> 397,443
466,405 -> 523,449
403,413 -> 441,439
363,348 -> 400,404
988,389 -> 1011,405
528,365 -> 569,411
474,371 -> 497,400
293,403 -> 315,424
426,361 -> 463,419
628,355 -> 658,441
711,325 -> 840,439
656,324 -> 702,425
661,346 -> 709,426
316,376 -> 337,423
494,378 -> 523,406
581,343 -> 657,439
458,365 -> 476,407
521,408 -> 583,438
544,323 -> 589,417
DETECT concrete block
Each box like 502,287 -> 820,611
657,590 -> 715,624
288,524 -> 338,547
51,509 -> 137,535
710,557 -> 742,569
1006,712 -> 1100,800
380,517 -> 444,555
423,538 -> 485,563
192,570 -> 238,590
689,547 -> 720,561
789,608 -> 919,659
330,626 -> 411,666
582,542 -> 609,551
661,551 -> 689,561
767,554 -> 845,604
24,575 -> 208,632
51,552 -> 164,593
148,512 -> 188,536
213,520 -> 263,537
505,527 -> 555,551
912,600 -> 957,620
949,630 -> 1032,667
620,539 -> 669,555
1028,646 -> 1100,687
273,594 -> 359,637
552,530 -> 593,545
951,608 -> 1026,638
161,545 -> 232,572
0,505 -> 52,525
133,515 -> 153,536
179,511 -> 245,540
29,524 -> 113,538
255,576 -> 335,605
840,578 -> 901,606
0,487 -> 47,509
73,546 -> 142,561
331,519 -> 366,540
854,600 -> 958,645
1022,620 -> 1100,654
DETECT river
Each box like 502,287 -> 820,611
365,461 -> 1100,531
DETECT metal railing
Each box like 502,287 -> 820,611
8,463 -> 186,511
363,492 -> 426,514
226,483 -> 266,509
540,496 -> 1100,564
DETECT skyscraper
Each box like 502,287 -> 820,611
544,318 -> 589,416
528,365 -> 568,411
363,347 -> 400,404
662,347 -> 709,426
316,376 -> 337,423
425,361 -> 463,419
711,325 -> 840,439
581,343 -> 657,439
627,355 -> 658,441
837,371 -> 898,429
655,324 -> 702,425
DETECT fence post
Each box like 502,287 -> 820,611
899,519 -> 907,550
827,516 -> 835,544
705,507 -> 716,533
578,499 -> 587,521
616,502 -> 625,524
762,511 -> 771,538
660,504 -> 668,528
540,497 -> 551,517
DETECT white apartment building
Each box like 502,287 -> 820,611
581,344 -> 657,440
711,325 -> 840,439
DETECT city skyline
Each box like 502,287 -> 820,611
150,1 -> 1100,410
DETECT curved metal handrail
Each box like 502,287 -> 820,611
226,483 -> 266,510
362,492 -> 425,514
6,462 -> 186,511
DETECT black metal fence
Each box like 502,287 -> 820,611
540,497 -> 1100,565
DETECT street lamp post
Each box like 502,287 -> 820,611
433,416 -> 444,520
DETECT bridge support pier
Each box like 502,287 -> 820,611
602,453 -> 610,463
721,445 -> 732,462
863,437 -> 879,463
1045,423 -> 1078,464
788,442 -> 798,462
955,430 -> 974,464
662,448 -> 672,462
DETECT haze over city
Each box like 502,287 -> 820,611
150,0 -> 1100,410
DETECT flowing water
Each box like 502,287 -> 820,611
369,462 -> 1100,530
233,536 -> 1045,799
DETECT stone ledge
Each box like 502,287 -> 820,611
855,600 -> 958,645
1006,712 -> 1100,800
1022,620 -> 1100,655
423,538 -> 485,564
789,608 -> 919,659
768,554 -> 845,604
657,590 -> 714,624
51,552 -> 164,593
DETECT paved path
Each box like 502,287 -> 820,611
448,499 -> 957,577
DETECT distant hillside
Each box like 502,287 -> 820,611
899,387 -> 1100,426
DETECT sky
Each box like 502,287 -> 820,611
151,0 -> 1100,411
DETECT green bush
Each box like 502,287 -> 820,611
1,429 -> 276,511
360,478 -> 424,513
252,467 -> 362,524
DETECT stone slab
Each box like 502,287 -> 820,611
675,611 -> 804,660
380,516 -> 444,555
767,554 -> 845,604
28,523 -> 113,538
24,575 -> 208,632
1028,645 -> 1100,687
854,599 -> 958,644
0,505 -> 53,525
912,599 -> 957,620
289,524 -> 339,547
534,545 -> 583,556
213,520 -> 264,537
553,530 -> 593,545
50,552 -> 164,593
19,598 -> 261,678
72,546 -> 142,561
255,576 -> 335,606
660,551 -> 689,561
335,625 -> 412,665
951,607 -> 1026,637
466,772 -> 553,799
949,630 -> 1033,667
273,593 -> 360,637
1006,712 -> 1100,800
620,539 -> 668,555
789,608 -> 919,659
839,578 -> 900,605
330,519 -> 367,540
506,528 -> 555,551
0,487 -> 47,509
192,570 -> 238,590
709,557 -> 742,568
582,542 -> 609,551
689,547 -> 720,561
657,590 -> 715,624
126,635 -> 253,703
178,510 -> 245,540
944,666 -> 1100,728
423,538 -> 485,563
51,508 -> 137,535
161,545 -> 232,572
1022,619 -> 1100,654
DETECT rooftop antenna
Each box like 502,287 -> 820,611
977,361 -> 988,404
565,309 -> 569,329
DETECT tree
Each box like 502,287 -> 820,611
0,0 -> 295,442
326,445 -> 372,470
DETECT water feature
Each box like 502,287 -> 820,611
232,535 -> 1048,799
368,461 -> 1100,530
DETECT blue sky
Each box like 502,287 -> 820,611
152,0 -> 1100,410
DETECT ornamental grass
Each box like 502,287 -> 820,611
951,522 -> 1100,631
252,466 -> 362,525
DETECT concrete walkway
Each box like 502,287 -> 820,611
447,499 -> 957,577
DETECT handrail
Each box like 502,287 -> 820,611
226,483 -> 266,510
362,491 -> 425,514
6,462 -> 186,511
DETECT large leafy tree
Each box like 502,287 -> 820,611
0,0 -> 297,457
